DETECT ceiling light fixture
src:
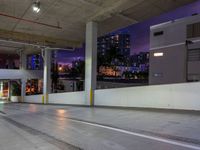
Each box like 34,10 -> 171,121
32,1 -> 40,13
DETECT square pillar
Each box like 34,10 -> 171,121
20,51 -> 27,102
43,48 -> 51,104
20,50 -> 27,70
21,79 -> 26,102
20,50 -> 27,102
85,21 -> 98,106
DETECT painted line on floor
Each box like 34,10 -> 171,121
68,118 -> 200,150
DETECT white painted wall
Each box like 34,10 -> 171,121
24,94 -> 43,103
23,82 -> 200,111
95,82 -> 200,111
49,91 -> 85,105
0,69 -> 43,80
0,69 -> 22,79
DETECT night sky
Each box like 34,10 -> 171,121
58,0 -> 200,63
56,46 -> 85,64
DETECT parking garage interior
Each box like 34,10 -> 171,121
0,0 -> 200,150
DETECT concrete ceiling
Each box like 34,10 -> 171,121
0,0 -> 197,48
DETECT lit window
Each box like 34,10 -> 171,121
154,52 -> 164,57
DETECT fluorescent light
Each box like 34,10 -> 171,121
154,52 -> 164,57
33,6 -> 40,13
32,1 -> 40,13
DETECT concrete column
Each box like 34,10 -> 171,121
43,48 -> 51,104
85,21 -> 98,106
19,50 -> 27,102
8,81 -> 11,101
20,50 -> 27,70
0,81 -> 3,98
21,79 -> 26,102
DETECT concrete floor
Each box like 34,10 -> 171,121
0,103 -> 200,150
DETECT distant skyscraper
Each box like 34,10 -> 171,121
130,52 -> 149,67
98,34 -> 130,57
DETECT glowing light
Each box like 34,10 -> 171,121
58,66 -> 63,71
32,1 -> 40,13
154,52 -> 164,57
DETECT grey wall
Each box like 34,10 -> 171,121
150,22 -> 186,49
187,40 -> 200,81
149,15 -> 200,85
150,15 -> 200,49
149,45 -> 186,85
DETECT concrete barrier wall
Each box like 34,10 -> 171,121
94,82 -> 200,110
24,95 -> 43,103
0,69 -> 23,79
23,82 -> 200,111
0,69 -> 43,80
49,91 -> 85,105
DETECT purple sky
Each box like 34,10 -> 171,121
58,0 -> 200,62
57,46 -> 85,64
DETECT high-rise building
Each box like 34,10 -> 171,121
98,34 -> 130,57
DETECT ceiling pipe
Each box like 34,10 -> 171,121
0,12 -> 62,29
0,39 -> 74,51
0,44 -> 22,49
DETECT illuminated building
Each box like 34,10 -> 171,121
98,34 -> 130,57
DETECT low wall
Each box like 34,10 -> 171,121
0,69 -> 22,79
0,69 -> 43,80
95,82 -> 200,111
49,91 -> 85,105
24,95 -> 43,103
23,82 -> 200,111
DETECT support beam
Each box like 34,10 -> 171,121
88,0 -> 141,22
0,82 -> 3,96
116,13 -> 138,24
21,79 -> 26,102
43,48 -> 51,104
20,51 -> 27,102
0,29 -> 81,48
8,81 -> 11,101
85,21 -> 97,106
76,0 -> 101,8
20,50 -> 26,70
